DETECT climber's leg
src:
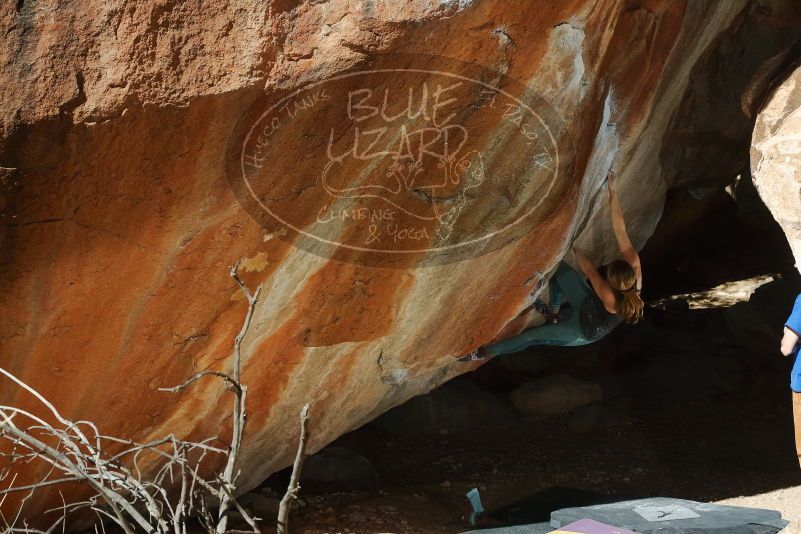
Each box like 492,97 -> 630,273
482,262 -> 597,356
483,320 -> 582,355
550,261 -> 594,310
461,262 -> 598,359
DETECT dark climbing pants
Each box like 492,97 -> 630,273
484,262 -> 598,356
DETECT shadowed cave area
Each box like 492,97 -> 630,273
261,177 -> 801,533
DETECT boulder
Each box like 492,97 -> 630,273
753,61 -> 801,272
301,446 -> 377,484
1,0 -> 801,516
509,375 -> 603,415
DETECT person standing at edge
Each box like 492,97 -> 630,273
780,293 -> 801,468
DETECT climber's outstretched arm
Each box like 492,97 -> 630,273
608,171 -> 642,290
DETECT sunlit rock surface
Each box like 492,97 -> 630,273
1,0 -> 800,513
752,62 -> 801,271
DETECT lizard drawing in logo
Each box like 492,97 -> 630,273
320,123 -> 486,242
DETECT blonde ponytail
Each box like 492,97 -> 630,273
606,259 -> 644,324
617,287 -> 644,324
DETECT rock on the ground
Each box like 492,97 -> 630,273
371,379 -> 518,435
510,375 -> 603,415
301,446 -> 377,484
1,0 -> 801,515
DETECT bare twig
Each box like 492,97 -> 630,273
277,404 -> 310,534
229,260 -> 262,384
158,371 -> 242,396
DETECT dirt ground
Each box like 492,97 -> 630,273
718,487 -> 801,524
273,389 -> 801,533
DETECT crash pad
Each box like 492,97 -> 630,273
462,497 -> 788,534
553,518 -> 638,534
551,497 -> 788,534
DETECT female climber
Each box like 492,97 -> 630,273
463,170 -> 644,360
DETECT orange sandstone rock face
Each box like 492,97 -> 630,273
0,0 -> 799,513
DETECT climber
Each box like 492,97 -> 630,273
462,170 -> 644,360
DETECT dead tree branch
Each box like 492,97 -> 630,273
277,404 -> 310,534
215,260 -> 260,534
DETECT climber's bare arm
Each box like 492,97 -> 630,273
781,326 -> 800,356
608,171 -> 643,290
573,246 -> 617,314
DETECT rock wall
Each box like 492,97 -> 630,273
1,0 -> 800,514
752,59 -> 801,271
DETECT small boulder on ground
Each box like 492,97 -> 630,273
510,375 -> 603,415
301,446 -> 377,484
371,379 -> 519,435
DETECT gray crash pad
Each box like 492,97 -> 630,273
462,497 -> 788,534
550,497 -> 788,533
462,521 -> 553,534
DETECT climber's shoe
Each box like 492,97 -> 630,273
534,298 -> 560,324
458,347 -> 492,362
